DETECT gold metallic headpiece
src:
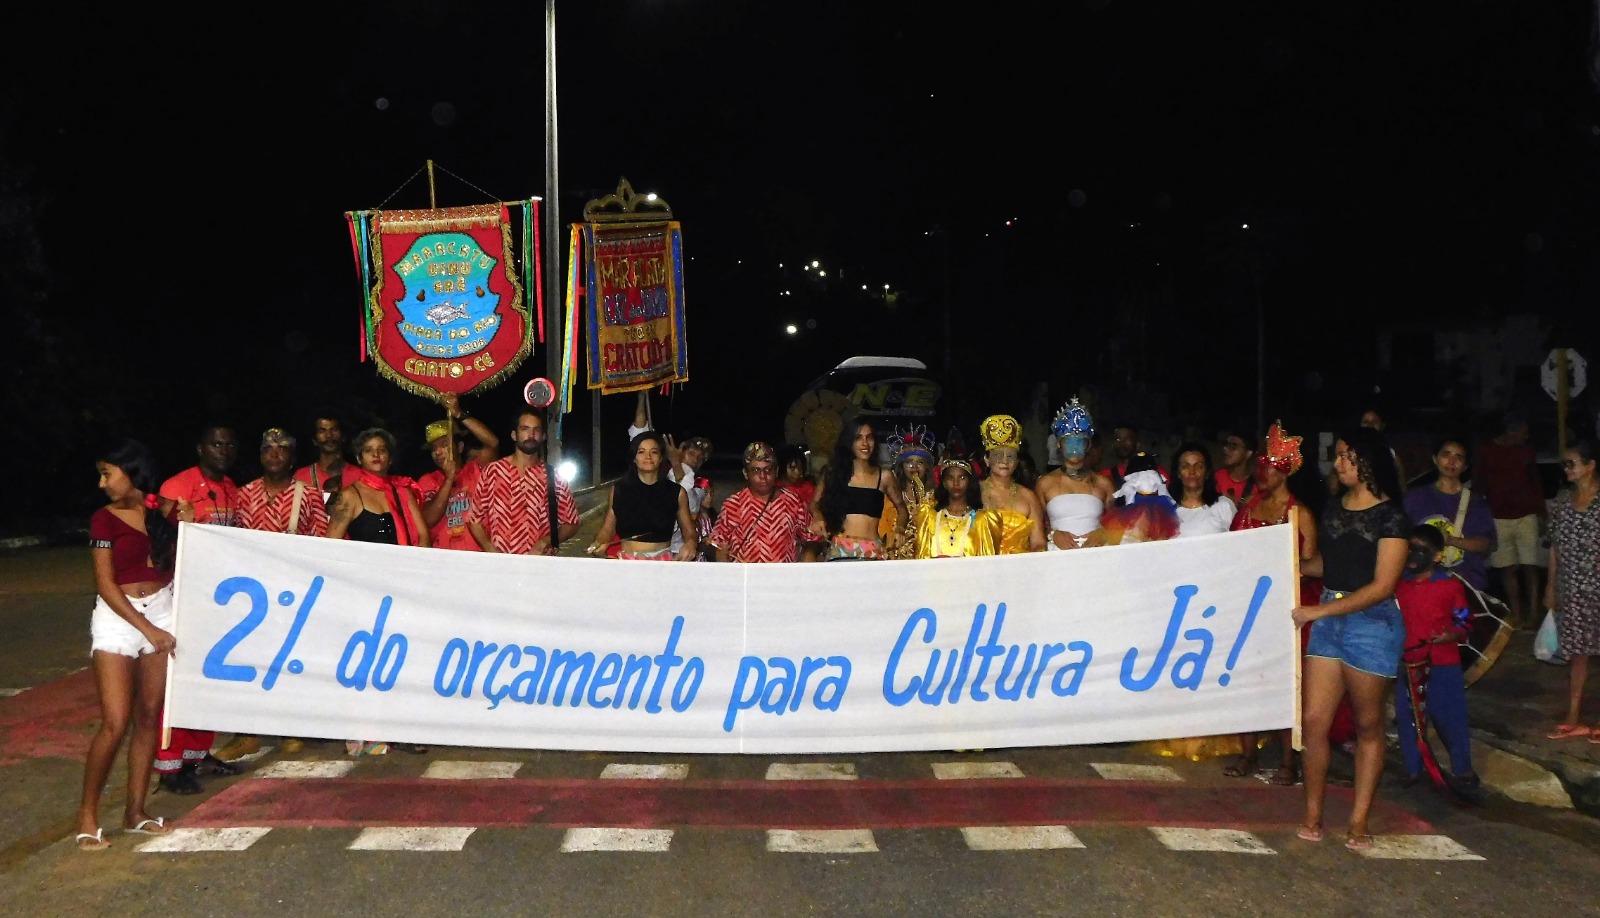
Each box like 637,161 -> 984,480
980,415 -> 1023,452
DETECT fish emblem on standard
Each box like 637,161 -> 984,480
425,303 -> 470,326
392,231 -> 504,361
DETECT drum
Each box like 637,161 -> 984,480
1450,571 -> 1514,687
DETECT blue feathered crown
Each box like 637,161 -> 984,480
1051,397 -> 1095,439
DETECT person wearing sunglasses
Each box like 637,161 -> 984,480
1543,440 -> 1600,741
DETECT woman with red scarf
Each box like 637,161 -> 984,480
325,428 -> 430,549
1223,421 -> 1321,785
324,427 -> 429,755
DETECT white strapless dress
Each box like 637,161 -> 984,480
1046,492 -> 1104,549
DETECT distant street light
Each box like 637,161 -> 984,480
785,324 -> 799,336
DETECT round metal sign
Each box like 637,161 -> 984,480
1541,349 -> 1587,399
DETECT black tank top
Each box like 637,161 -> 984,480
843,471 -> 885,517
614,477 -> 680,543
347,508 -> 398,544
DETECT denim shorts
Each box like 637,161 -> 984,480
1305,588 -> 1404,678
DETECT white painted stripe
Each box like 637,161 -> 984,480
136,827 -> 272,852
560,828 -> 675,852
600,763 -> 688,780
1355,835 -> 1485,861
348,827 -> 476,851
766,829 -> 879,854
253,760 -> 357,779
0,688 -> 26,697
1090,763 -> 1183,782
423,760 -> 522,779
931,761 -> 1024,780
1150,827 -> 1276,854
961,826 -> 1085,850
765,762 -> 858,781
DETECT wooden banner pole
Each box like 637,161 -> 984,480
427,160 -> 437,210
1291,504 -> 1304,752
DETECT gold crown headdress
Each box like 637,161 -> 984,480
742,441 -> 775,465
1260,419 -> 1303,475
980,414 -> 1023,452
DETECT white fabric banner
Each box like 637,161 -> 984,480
167,523 -> 1297,754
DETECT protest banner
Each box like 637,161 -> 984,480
167,524 -> 1296,754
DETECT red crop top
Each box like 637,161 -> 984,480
88,507 -> 174,588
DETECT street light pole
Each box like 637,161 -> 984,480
544,0 -> 563,550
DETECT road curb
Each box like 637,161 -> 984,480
1469,728 -> 1600,816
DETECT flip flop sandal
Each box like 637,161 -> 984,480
125,817 -> 170,835
1345,833 -> 1374,851
1295,825 -> 1322,842
1546,724 -> 1592,740
75,829 -> 110,851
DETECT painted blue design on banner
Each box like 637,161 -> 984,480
883,604 -> 1094,707
337,597 -> 408,692
204,576 -> 269,683
433,615 -> 706,713
723,655 -> 850,732
1218,576 -> 1272,686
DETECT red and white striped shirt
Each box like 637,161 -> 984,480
237,478 -> 329,537
471,457 -> 580,554
708,487 -> 812,563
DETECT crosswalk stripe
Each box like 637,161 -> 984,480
931,761 -> 1024,779
765,763 -> 858,780
600,763 -> 688,779
423,761 -> 522,779
766,829 -> 878,853
961,826 -> 1085,850
136,827 -> 272,852
1149,827 -> 1275,854
348,827 -> 476,851
1091,763 -> 1183,782
561,828 -> 675,852
254,761 -> 356,779
1355,834 -> 1484,861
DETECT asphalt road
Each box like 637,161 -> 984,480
5,510 -> 1600,917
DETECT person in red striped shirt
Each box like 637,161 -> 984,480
708,442 -> 816,563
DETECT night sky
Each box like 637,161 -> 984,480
5,2 -> 1598,527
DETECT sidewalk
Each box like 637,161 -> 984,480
1453,627 -> 1600,814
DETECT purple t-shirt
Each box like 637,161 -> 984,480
1403,484 -> 1497,591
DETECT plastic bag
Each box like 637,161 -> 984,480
1534,609 -> 1568,665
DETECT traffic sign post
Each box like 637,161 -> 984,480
1542,348 -> 1587,455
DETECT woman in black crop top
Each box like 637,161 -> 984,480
76,440 -> 189,849
588,430 -> 698,561
810,417 -> 908,560
1291,427 -> 1409,850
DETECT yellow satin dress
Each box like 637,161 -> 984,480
912,504 -> 1001,558
991,508 -> 1036,554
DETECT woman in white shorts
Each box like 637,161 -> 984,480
74,440 -> 190,850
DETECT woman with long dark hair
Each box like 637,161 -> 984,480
587,430 -> 699,561
1293,426 -> 1410,850
809,417 -> 907,560
75,440 -> 188,849
912,457 -> 1001,558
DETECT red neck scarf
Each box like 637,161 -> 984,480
352,469 -> 419,546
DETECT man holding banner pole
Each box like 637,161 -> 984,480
470,408 -> 579,555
